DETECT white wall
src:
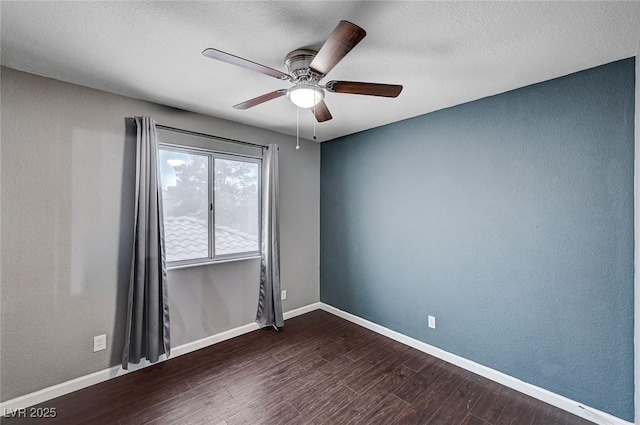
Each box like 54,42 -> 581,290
0,67 -> 320,401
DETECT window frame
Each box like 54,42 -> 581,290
159,143 -> 262,269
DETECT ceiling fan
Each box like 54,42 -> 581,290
202,20 -> 403,123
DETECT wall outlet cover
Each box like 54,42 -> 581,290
93,334 -> 107,352
281,290 -> 287,300
428,316 -> 436,329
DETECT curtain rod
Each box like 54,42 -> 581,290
156,124 -> 267,149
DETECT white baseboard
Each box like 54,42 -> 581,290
0,302 -> 321,413
1,301 -> 630,425
284,302 -> 321,320
319,302 -> 631,425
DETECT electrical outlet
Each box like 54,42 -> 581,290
93,334 -> 107,352
281,290 -> 287,300
428,316 -> 436,329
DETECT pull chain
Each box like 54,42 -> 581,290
295,106 -> 300,150
312,106 -> 317,141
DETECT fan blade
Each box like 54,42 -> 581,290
202,48 -> 290,81
233,90 -> 287,110
312,100 -> 332,122
309,21 -> 366,76
325,81 -> 403,98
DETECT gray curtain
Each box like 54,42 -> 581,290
256,144 -> 284,329
122,116 -> 170,369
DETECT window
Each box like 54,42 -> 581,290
159,146 -> 261,267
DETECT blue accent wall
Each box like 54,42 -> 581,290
320,58 -> 635,421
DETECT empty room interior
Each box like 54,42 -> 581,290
1,2 -> 639,425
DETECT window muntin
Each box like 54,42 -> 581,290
159,146 -> 261,266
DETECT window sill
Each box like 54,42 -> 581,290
167,254 -> 262,271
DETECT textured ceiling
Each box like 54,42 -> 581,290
2,1 -> 640,142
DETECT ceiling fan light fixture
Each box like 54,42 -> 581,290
287,85 -> 324,109
203,20 -> 401,123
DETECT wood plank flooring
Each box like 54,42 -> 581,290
3,310 -> 595,425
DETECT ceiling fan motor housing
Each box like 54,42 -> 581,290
285,49 -> 321,82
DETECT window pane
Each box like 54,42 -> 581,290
214,158 -> 259,255
160,150 -> 209,262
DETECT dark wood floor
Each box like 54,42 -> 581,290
3,310 -> 595,425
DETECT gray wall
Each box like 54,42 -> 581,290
320,58 -> 635,421
636,49 -> 640,425
0,66 -> 320,401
